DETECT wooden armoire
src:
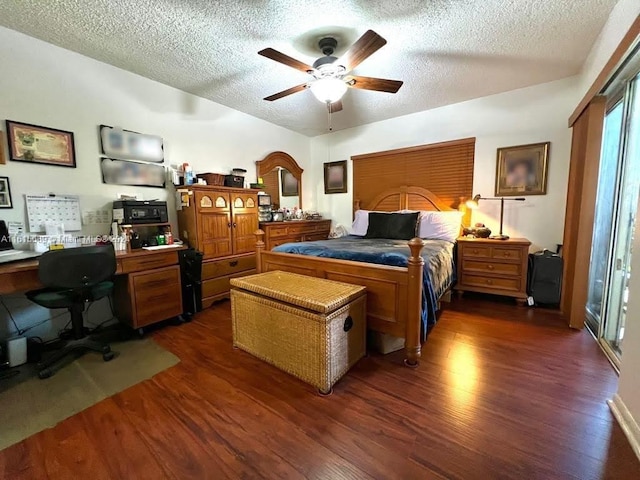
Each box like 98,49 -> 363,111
177,185 -> 259,308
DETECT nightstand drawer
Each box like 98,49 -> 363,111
462,260 -> 522,276
462,274 -> 520,292
491,246 -> 522,261
461,245 -> 491,258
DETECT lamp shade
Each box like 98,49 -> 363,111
466,194 -> 481,209
310,78 -> 348,103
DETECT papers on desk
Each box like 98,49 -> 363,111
141,244 -> 183,251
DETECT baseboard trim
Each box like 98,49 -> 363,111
608,394 -> 640,462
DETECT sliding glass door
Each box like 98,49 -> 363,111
586,101 -> 624,333
586,70 -> 640,365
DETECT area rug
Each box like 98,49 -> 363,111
0,338 -> 179,450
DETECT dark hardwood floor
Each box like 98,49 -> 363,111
1,295 -> 638,479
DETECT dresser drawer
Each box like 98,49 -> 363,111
202,269 -> 257,298
491,246 -> 523,261
202,255 -> 256,280
461,260 -> 522,276
266,225 -> 290,238
135,292 -> 183,328
271,237 -> 299,249
303,233 -> 329,242
132,265 -> 182,327
461,245 -> 491,259
133,266 -> 181,291
120,251 -> 178,273
461,274 -> 521,292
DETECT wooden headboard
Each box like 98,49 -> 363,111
355,185 -> 455,212
352,137 -> 475,224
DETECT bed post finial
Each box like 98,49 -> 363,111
255,229 -> 265,273
405,237 -> 425,368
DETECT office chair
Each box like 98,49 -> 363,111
26,245 -> 117,379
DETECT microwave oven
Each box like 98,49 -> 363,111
113,200 -> 169,225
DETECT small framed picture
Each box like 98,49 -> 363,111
496,142 -> 549,196
0,177 -> 13,208
6,120 -> 76,168
324,160 -> 347,194
280,169 -> 299,197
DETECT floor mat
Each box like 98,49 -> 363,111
0,338 -> 179,450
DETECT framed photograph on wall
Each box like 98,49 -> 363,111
324,160 -> 347,194
280,169 -> 299,197
5,120 -> 76,168
101,158 -> 166,188
495,142 -> 549,196
99,125 -> 164,163
0,177 -> 13,208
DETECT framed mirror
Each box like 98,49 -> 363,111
256,151 -> 303,209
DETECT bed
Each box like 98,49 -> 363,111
254,185 -> 462,367
272,236 -> 455,338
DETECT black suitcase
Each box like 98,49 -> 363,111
527,250 -> 563,306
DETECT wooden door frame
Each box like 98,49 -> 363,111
561,97 -> 606,328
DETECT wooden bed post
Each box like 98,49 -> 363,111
405,237 -> 425,368
255,229 -> 265,273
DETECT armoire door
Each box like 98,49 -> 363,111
230,193 -> 259,255
195,191 -> 233,258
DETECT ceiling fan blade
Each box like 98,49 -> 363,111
336,30 -> 387,73
347,76 -> 403,93
258,48 -> 314,74
328,100 -> 343,113
264,83 -> 308,101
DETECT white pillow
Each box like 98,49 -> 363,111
417,211 -> 463,242
351,210 -> 370,236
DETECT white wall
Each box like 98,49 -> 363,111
0,26 -> 309,340
309,77 -> 581,251
616,196 -> 640,453
576,0 -> 640,100
588,1 -> 640,458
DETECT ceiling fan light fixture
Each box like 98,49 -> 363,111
309,77 -> 347,103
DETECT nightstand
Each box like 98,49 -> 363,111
455,237 -> 531,301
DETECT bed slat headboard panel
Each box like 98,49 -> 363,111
361,185 -> 455,213
352,137 -> 475,223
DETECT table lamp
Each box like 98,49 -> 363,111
466,194 -> 525,240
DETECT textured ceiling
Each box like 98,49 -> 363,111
0,0 -> 618,136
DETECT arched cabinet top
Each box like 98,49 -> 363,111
256,151 -> 304,179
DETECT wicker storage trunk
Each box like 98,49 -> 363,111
230,271 -> 366,394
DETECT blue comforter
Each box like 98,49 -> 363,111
273,236 -> 455,340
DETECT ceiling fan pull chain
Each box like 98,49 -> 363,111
327,102 -> 333,132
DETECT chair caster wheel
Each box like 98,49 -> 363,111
38,369 -> 53,379
103,351 -> 115,362
101,345 -> 111,354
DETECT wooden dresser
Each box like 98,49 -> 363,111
177,185 -> 259,308
259,219 -> 332,250
455,237 -> 531,301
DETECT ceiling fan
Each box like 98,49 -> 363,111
258,30 -> 403,112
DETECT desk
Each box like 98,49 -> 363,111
0,247 -> 186,331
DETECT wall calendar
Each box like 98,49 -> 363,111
26,194 -> 82,232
